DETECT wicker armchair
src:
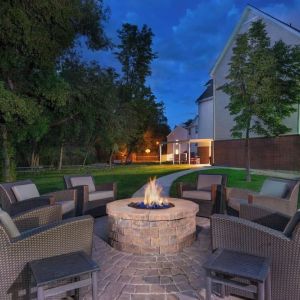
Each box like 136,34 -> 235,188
64,175 -> 117,217
0,180 -> 76,217
226,177 -> 300,217
211,205 -> 300,300
0,209 -> 94,300
178,174 -> 227,217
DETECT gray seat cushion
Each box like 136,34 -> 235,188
70,176 -> 96,192
228,197 -> 248,211
283,210 -> 300,238
11,183 -> 40,202
197,175 -> 222,190
0,208 -> 20,238
259,179 -> 289,198
89,191 -> 114,202
57,200 -> 75,214
182,190 -> 211,201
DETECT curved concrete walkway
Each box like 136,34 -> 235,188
132,165 -> 212,198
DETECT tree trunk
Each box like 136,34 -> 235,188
0,124 -> 12,182
109,151 -> 114,169
58,144 -> 64,170
83,149 -> 89,166
245,128 -> 251,182
31,150 -> 40,169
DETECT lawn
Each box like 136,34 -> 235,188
18,164 -> 191,199
169,168 -> 268,197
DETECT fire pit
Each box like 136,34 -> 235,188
107,179 -> 198,254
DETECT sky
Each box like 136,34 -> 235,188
79,0 -> 300,129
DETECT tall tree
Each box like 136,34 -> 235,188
0,0 -> 109,180
219,20 -> 300,181
116,23 -> 157,87
115,23 -> 169,157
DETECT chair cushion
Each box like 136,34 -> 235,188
11,183 -> 40,202
70,176 -> 96,192
56,200 -> 75,214
259,179 -> 289,198
0,208 -> 20,238
228,197 -> 248,211
89,191 -> 114,202
283,210 -> 300,238
197,175 -> 222,190
182,190 -> 211,201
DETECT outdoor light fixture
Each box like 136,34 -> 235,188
145,148 -> 151,153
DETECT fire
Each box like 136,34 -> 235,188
144,177 -> 169,207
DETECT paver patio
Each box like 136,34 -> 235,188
82,217 -> 240,300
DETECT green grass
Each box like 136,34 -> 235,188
17,164 -> 190,199
169,168 -> 268,197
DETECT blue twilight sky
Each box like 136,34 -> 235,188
79,0 -> 300,129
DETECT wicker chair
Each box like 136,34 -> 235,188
64,175 -> 117,217
0,205 -> 94,300
178,174 -> 227,217
211,204 -> 300,300
0,179 -> 76,217
226,177 -> 300,217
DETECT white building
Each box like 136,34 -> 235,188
195,79 -> 214,164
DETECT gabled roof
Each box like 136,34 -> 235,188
210,4 -> 300,76
166,125 -> 187,137
196,79 -> 213,103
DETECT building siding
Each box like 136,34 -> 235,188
198,98 -> 213,139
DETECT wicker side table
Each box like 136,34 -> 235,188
30,251 -> 99,300
203,249 -> 271,300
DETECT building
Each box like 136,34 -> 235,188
196,79 -> 214,164
210,5 -> 300,170
162,80 -> 214,164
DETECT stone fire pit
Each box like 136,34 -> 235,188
107,197 -> 198,254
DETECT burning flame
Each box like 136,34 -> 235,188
144,177 -> 169,207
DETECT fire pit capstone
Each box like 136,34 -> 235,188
107,197 -> 199,254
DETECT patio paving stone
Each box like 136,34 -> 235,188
81,216 -> 241,299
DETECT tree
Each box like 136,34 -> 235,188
115,23 -> 169,157
0,0 -> 110,180
116,23 -> 157,87
219,20 -> 300,181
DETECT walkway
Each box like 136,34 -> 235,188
132,165 -> 211,198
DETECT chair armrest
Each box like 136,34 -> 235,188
248,194 -> 296,217
211,184 -> 218,203
7,195 -> 55,216
240,204 -> 290,231
14,215 -> 94,255
211,214 -> 290,254
12,204 -> 62,233
95,182 -> 117,199
44,189 -> 76,202
226,187 -> 255,200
